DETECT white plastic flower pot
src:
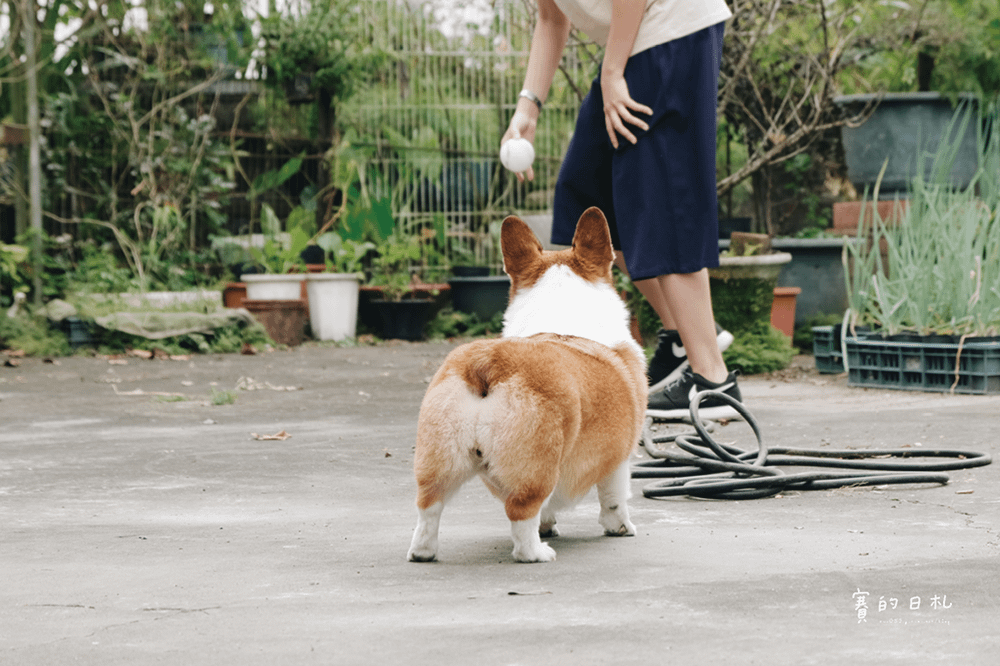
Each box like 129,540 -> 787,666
241,273 -> 305,301
305,273 -> 361,341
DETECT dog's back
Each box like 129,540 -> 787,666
408,208 -> 647,563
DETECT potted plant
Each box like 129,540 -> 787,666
303,235 -> 374,342
365,233 -> 437,341
446,219 -> 510,323
236,204 -> 314,345
842,108 -> 1000,394
709,232 -> 796,373
832,0 -> 1000,198
240,203 -> 312,299
834,93 -> 980,196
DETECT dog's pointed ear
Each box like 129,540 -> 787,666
571,207 -> 614,269
501,215 -> 543,276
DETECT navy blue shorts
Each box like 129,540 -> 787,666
551,22 -> 725,281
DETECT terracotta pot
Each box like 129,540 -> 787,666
770,286 -> 802,338
223,283 -> 247,309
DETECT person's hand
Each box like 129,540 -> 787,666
600,72 -> 651,149
501,110 -> 537,182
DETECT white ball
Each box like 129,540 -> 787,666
500,137 -> 535,173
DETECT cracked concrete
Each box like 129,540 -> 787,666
1,344 -> 998,665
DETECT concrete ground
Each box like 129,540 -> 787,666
1,342 -> 998,665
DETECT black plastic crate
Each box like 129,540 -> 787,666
845,335 -> 1000,394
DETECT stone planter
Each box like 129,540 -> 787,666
834,92 -> 979,195
771,238 -> 856,327
709,252 -> 792,335
710,252 -> 792,281
114,290 -> 223,309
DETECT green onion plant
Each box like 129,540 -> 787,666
844,99 -> 1000,337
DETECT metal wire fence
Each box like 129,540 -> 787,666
336,0 -> 595,270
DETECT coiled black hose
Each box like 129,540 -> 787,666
634,391 -> 993,500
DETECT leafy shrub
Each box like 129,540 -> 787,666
723,326 -> 797,375
0,315 -> 72,357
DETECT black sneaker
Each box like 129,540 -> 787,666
647,368 -> 743,420
647,324 -> 735,392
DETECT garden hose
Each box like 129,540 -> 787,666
634,391 -> 992,500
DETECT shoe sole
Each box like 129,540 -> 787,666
647,329 -> 736,394
646,405 -> 743,423
646,404 -> 741,421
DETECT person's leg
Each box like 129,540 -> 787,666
613,252 -> 677,330
655,269 -> 727,384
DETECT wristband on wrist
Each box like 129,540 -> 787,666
518,88 -> 543,111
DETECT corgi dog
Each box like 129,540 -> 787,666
407,207 -> 647,563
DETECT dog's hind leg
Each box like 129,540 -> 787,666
408,500 -> 445,562
539,487 -> 575,538
510,514 -> 557,563
408,463 -> 479,562
507,491 -> 558,562
596,459 -> 636,537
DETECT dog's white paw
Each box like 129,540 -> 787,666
513,541 -> 557,563
539,520 -> 559,538
511,518 -> 557,562
408,503 -> 442,562
407,544 -> 438,562
599,507 -> 636,537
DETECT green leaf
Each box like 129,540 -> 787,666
370,197 -> 396,243
260,204 -> 282,238
250,157 -> 303,199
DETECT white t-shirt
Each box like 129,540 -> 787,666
552,0 -> 732,55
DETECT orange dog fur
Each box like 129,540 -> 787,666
407,208 -> 647,563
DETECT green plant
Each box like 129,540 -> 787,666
0,243 -> 30,307
370,234 -> 422,301
845,103 -> 1000,336
0,314 -> 72,357
838,0 -> 1000,98
33,1 -> 245,295
210,388 -> 238,406
425,308 -> 504,340
793,313 -> 845,353
711,276 -> 777,338
315,234 -> 375,274
723,327 -> 797,375
247,203 -> 311,274
63,241 -> 141,295
781,154 -> 832,237
258,3 -> 383,99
